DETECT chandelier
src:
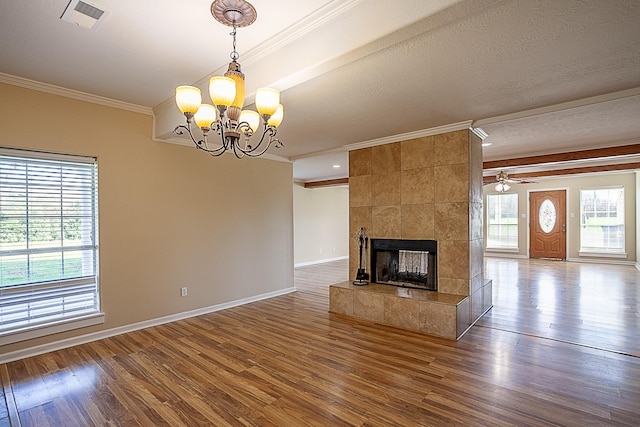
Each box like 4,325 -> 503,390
174,0 -> 284,158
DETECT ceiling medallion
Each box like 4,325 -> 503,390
211,0 -> 256,27
174,0 -> 283,159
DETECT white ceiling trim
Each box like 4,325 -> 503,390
289,120 -> 474,161
288,146 -> 346,162
344,120 -> 474,152
0,72 -> 152,115
240,0 -> 364,67
473,87 -> 640,127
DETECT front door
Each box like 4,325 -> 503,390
530,190 -> 566,259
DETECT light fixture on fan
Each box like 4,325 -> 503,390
495,170 -> 511,192
495,182 -> 511,192
174,0 -> 284,158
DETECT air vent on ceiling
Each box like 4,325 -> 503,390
60,0 -> 109,29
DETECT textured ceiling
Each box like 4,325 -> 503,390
0,0 -> 639,181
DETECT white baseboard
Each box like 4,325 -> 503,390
294,256 -> 348,268
0,287 -> 296,364
566,257 -> 636,266
483,252 -> 528,259
484,253 -> 637,266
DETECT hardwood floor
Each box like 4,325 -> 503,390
478,257 -> 640,357
1,257 -> 639,426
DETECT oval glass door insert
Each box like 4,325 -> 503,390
539,199 -> 556,233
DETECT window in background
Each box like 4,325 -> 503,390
486,193 -> 518,249
580,187 -> 625,254
0,149 -> 102,344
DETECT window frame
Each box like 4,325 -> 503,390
0,148 -> 103,345
579,186 -> 626,257
486,192 -> 519,251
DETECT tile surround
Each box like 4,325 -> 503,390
349,148 -> 371,176
434,202 -> 469,241
372,172 -> 401,206
338,129 -> 491,340
371,205 -> 401,238
434,164 -> 470,203
401,136 -> 433,170
385,296 -> 420,330
353,291 -> 385,323
401,204 -> 435,240
349,175 -> 371,207
330,282 -> 466,340
371,142 -> 401,173
401,168 -> 434,204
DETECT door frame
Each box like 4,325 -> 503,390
527,187 -> 570,259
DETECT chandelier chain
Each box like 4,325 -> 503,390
230,25 -> 239,61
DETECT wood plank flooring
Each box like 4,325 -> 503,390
1,257 -> 639,426
478,257 -> 640,357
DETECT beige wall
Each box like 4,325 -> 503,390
484,172 -> 636,262
0,83 -> 294,354
293,184 -> 348,265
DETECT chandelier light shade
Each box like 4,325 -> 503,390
268,104 -> 284,127
239,110 -> 260,133
208,77 -> 236,107
193,104 -> 218,131
255,88 -> 280,116
175,86 -> 202,116
174,0 -> 284,158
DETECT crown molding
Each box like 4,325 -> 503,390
288,145 -> 348,162
289,120 -> 475,161
238,0 -> 365,69
0,72 -> 153,115
344,120 -> 474,151
470,127 -> 489,140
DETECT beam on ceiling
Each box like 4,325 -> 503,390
483,162 -> 640,184
483,144 -> 640,170
304,178 -> 349,188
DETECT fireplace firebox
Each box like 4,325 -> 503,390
370,239 -> 437,291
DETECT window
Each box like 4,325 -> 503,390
580,187 -> 625,254
486,193 -> 518,249
0,149 -> 102,344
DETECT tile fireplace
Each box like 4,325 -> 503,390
329,127 -> 492,340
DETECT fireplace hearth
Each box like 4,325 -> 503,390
371,239 -> 437,291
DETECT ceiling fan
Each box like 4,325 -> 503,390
486,170 -> 536,192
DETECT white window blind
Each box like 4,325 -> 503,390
0,149 -> 100,338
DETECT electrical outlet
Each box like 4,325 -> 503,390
181,287 -> 188,297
